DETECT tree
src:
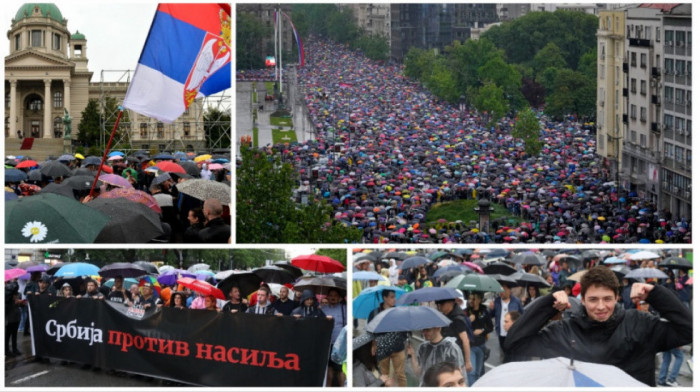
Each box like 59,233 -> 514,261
326,8 -> 360,44
403,47 -> 435,81
236,12 -> 271,70
577,48 -> 597,80
473,82 -> 508,125
426,59 -> 460,103
204,107 -> 231,149
478,57 -> 526,111
77,99 -> 100,147
532,42 -> 567,77
314,249 -> 347,267
513,108 -> 543,156
545,69 -> 595,120
353,34 -> 390,61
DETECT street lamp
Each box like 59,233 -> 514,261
474,198 -> 494,234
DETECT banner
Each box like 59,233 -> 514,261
28,296 -> 333,386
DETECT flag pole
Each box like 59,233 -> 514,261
88,107 -> 124,198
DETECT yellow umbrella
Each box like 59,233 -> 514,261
194,154 -> 212,163
74,153 -> 85,160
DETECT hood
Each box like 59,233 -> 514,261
299,289 -> 316,303
571,301 -> 625,331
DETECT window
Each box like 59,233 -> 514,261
686,150 -> 692,168
675,60 -> 685,76
157,122 -> 164,138
73,44 -> 82,58
645,26 -> 650,40
630,78 -> 637,94
640,134 -> 646,148
139,123 -> 147,138
27,96 -> 42,111
664,114 -> 673,130
656,27 -> 661,42
676,31 -> 686,46
664,142 -> 673,158
52,33 -> 61,50
53,91 -> 63,108
675,146 -> 683,162
631,130 -> 637,143
5,93 -> 9,109
665,30 -> 674,45
631,52 -> 637,67
676,117 -> 685,132
640,53 -> 647,68
14,34 -> 20,51
665,86 -> 674,103
599,65 -> 605,79
630,104 -> 637,119
31,30 -> 42,47
183,122 -> 190,136
665,58 -> 674,74
640,80 -> 646,96
640,107 -> 646,122
676,89 -> 684,105
53,117 -> 62,133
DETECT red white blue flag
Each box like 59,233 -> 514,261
123,4 -> 231,123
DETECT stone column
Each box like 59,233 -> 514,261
43,79 -> 52,138
9,79 -> 17,138
63,79 -> 71,139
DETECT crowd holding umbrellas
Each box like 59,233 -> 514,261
241,37 -> 691,244
5,150 -> 231,243
351,248 -> 692,387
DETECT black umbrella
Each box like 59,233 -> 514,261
542,250 -> 558,257
511,252 -> 546,266
252,266 -> 296,284
396,287 -> 461,305
28,169 -> 44,182
53,276 -> 85,294
133,261 -> 159,275
353,253 -> 378,264
273,262 -> 303,279
40,160 -> 71,178
293,275 -> 346,294
47,262 -> 66,276
581,250 -> 601,260
399,256 -> 431,270
658,257 -> 692,271
82,156 -> 102,166
98,262 -> 148,279
610,265 -> 631,283
40,182 -> 77,199
87,198 -> 165,243
179,161 -> 201,178
487,274 -> 518,288
561,255 -> 584,269
384,252 -> 409,260
62,175 -> 102,192
510,272 -> 551,288
217,272 -> 262,298
483,261 -> 517,275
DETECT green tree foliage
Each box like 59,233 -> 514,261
426,59 -> 461,103
532,42 -> 567,77
77,99 -> 100,147
291,4 -> 337,38
353,34 -> 390,61
314,249 -> 347,267
236,146 -> 362,243
403,47 -> 436,80
473,82 -> 508,125
76,97 -> 125,149
513,108 -> 543,156
236,12 -> 271,70
204,107 -> 231,149
577,48 -> 597,80
444,39 -> 503,93
326,8 -> 360,44
478,57 -> 526,110
544,69 -> 595,120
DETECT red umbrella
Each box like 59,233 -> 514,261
99,188 -> 161,213
16,160 -> 38,168
177,277 -> 225,300
101,164 -> 113,174
156,161 -> 186,174
291,255 -> 345,274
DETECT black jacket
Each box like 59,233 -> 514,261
198,217 -> 230,243
504,285 -> 692,386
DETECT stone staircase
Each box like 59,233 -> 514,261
5,138 -> 67,161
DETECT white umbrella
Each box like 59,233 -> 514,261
629,251 -> 661,260
268,283 -> 295,300
473,357 -> 646,387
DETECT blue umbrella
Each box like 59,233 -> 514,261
82,156 -> 102,166
104,277 -> 138,290
5,168 -> 28,183
396,287 -> 460,305
153,153 -> 175,160
353,286 -> 405,319
5,191 -> 18,200
108,151 -> 125,157
54,262 -> 99,278
603,256 -> 626,264
399,256 -> 431,271
432,264 -> 468,278
352,271 -> 386,281
58,154 -> 75,162
366,306 -> 452,333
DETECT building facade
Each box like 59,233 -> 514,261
596,3 -> 691,220
4,3 -> 207,152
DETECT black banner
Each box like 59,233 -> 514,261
28,296 -> 333,386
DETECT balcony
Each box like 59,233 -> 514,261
629,38 -> 651,47
623,62 -> 629,73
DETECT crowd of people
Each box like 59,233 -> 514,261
5,151 -> 231,243
352,249 -> 692,387
241,37 -> 691,244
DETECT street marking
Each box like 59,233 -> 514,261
10,370 -> 50,385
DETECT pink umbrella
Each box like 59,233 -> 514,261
462,262 -> 484,274
99,174 -> 133,189
207,163 -> 225,170
99,188 -> 161,213
5,268 -> 27,282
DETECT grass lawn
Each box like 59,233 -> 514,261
272,128 -> 297,144
265,81 -> 275,95
425,199 -> 521,226
252,127 -> 259,148
270,115 -> 293,127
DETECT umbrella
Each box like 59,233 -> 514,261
179,161 -> 201,177
383,251 -> 409,260
99,188 -> 162,213
268,283 -> 295,300
17,260 -> 39,270
291,255 -> 345,274
213,270 -> 235,281
217,272 -> 263,298
272,262 -> 303,279
158,265 -> 175,274
156,161 -> 185,174
473,357 -> 646,387
40,161 -> 71,177
293,275 -> 346,295
133,261 -> 159,275
139,276 -> 162,296
510,272 -> 552,288
82,156 -> 102,166
252,266 -> 296,284
581,250 -> 601,260
629,251 -> 661,260
176,179 -> 230,204
567,270 -> 589,282
5,168 -> 28,183
158,269 -> 196,286
5,268 -> 27,282
658,257 -> 692,271
87,198 -> 165,243
153,153 -> 176,161
52,277 -> 85,294
16,160 -> 38,169
366,306 -> 452,333
603,256 -> 626,265
6,193 -> 110,243
194,154 -> 212,162
399,256 -> 431,270
462,261 -> 484,274
27,169 -> 44,182
54,262 -> 99,278
512,252 -> 546,266
103,277 -> 139,290
46,262 -> 65,276
352,286 -> 406,319
560,255 -> 584,269
624,268 -> 668,280
396,287 -> 461,305
26,264 -> 50,273
445,274 -> 504,293
353,253 -> 378,264
98,262 -> 148,279
433,264 -> 469,278
483,261 -> 517,275
178,277 -> 225,300
610,265 -> 631,283
99,174 -> 133,189
352,271 -> 386,281
483,249 -> 510,258
58,154 -> 75,162
187,263 -> 212,273
487,273 -> 519,287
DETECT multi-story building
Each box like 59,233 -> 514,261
236,3 -> 294,62
4,3 -> 208,153
597,3 -> 691,220
340,4 -> 391,44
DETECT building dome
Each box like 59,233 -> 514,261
14,3 -> 64,24
71,30 -> 85,40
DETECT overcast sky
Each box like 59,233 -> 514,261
3,1 -> 158,81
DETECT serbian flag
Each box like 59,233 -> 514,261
123,4 -> 231,123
